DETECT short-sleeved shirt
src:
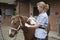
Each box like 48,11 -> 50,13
35,12 -> 48,39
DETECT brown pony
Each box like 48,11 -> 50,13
8,15 -> 50,40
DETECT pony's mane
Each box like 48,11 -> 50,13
11,15 -> 28,23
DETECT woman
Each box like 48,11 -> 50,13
25,1 -> 49,40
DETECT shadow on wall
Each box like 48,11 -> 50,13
0,9 -> 2,15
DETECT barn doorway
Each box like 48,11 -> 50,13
33,7 -> 39,16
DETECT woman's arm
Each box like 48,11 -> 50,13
25,23 -> 41,28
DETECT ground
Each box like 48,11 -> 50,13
0,25 -> 60,40
0,26 -> 24,40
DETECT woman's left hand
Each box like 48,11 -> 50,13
25,23 -> 31,27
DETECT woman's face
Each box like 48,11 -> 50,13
37,6 -> 44,13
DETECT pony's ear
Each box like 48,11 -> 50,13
14,15 -> 20,21
19,15 -> 23,19
15,15 -> 20,19
23,16 -> 28,22
11,16 -> 15,20
16,15 -> 20,17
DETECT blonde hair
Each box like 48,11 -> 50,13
37,1 -> 49,11
45,4 -> 49,11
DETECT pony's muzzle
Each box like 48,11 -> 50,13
9,29 -> 13,37
9,33 -> 14,37
9,29 -> 16,38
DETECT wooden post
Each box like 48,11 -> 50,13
57,16 -> 60,36
16,1 -> 20,15
29,2 -> 33,17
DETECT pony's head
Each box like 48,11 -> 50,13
9,15 -> 28,37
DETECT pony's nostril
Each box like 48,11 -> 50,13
9,34 -> 14,38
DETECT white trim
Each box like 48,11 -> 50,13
10,25 -> 21,31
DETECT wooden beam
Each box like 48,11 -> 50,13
16,1 -> 20,15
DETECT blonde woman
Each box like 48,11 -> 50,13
25,1 -> 49,40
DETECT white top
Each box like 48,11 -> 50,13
35,12 -> 48,39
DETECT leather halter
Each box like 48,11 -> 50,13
10,18 -> 23,31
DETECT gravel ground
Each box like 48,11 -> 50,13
0,26 -> 60,40
0,26 -> 24,40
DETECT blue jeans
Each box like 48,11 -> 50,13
37,38 -> 45,40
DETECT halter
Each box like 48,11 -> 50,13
10,18 -> 23,31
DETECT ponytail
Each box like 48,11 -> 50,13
44,4 -> 49,12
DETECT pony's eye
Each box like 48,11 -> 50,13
13,21 -> 16,24
11,20 -> 16,24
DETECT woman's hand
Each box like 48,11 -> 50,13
25,23 -> 31,27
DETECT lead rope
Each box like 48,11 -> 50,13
0,22 -> 5,40
13,34 -> 17,40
